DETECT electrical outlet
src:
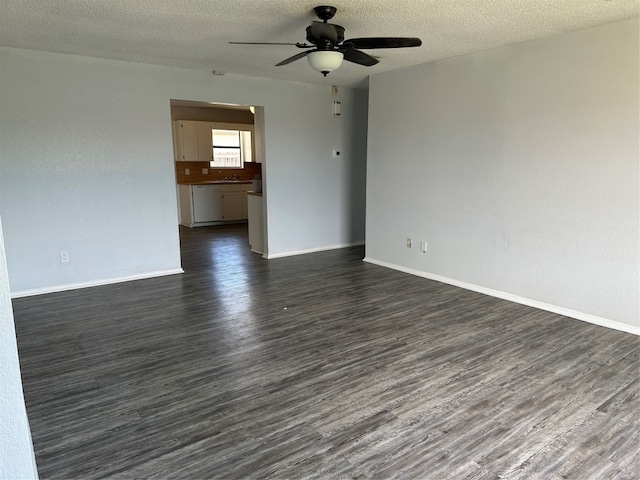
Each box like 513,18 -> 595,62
331,85 -> 338,95
420,240 -> 428,253
185,168 -> 190,175
407,238 -> 413,248
60,251 -> 69,263
202,168 -> 208,174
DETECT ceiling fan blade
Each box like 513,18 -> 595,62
229,41 -> 312,48
275,50 -> 311,66
343,37 -> 422,49
341,48 -> 379,67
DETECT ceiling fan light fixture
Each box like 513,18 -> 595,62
307,50 -> 343,76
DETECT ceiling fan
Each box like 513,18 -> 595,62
229,5 -> 422,76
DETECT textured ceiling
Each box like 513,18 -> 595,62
0,0 -> 637,89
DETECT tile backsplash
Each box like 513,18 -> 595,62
176,162 -> 262,184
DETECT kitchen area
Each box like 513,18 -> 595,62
171,100 -> 265,255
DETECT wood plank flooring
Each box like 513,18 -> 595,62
12,224 -> 640,479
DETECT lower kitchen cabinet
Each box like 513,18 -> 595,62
222,184 -> 250,221
222,191 -> 243,221
178,183 -> 250,227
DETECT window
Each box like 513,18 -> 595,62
209,129 -> 252,168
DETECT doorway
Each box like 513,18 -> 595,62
169,100 -> 266,265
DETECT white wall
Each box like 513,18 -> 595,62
0,45 -> 367,477
0,216 -> 38,479
365,19 -> 639,332
0,47 -> 368,294
261,83 -> 368,256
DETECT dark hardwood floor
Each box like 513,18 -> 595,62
13,224 -> 640,479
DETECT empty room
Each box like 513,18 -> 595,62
0,1 -> 638,479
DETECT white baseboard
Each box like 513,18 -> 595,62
10,268 -> 184,298
266,241 -> 365,259
363,257 -> 640,336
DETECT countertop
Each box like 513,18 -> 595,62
177,180 -> 252,186
247,191 -> 263,197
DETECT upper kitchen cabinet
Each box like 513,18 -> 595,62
173,120 -> 258,163
174,120 -> 214,162
173,120 -> 199,162
196,123 -> 214,162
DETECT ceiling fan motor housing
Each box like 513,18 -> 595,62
306,23 -> 344,48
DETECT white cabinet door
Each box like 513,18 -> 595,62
222,192 -> 243,221
178,184 -> 194,226
221,184 -> 250,221
196,122 -> 214,162
174,121 -> 199,162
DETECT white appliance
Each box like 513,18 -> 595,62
192,185 -> 223,223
